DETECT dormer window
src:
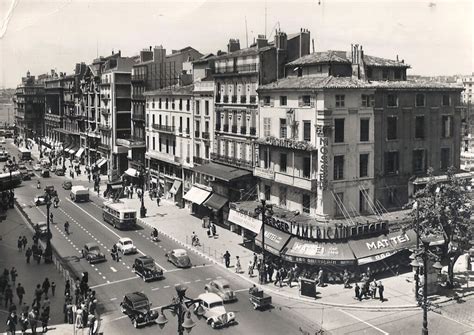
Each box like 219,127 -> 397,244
382,69 -> 389,80
297,68 -> 303,77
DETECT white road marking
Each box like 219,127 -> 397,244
205,278 -> 212,280
110,267 -> 117,273
337,309 -> 389,335
184,281 -> 191,284
90,276 -> 139,289
152,287 -> 160,291
234,288 -> 249,293
195,279 -> 201,282
102,276 -> 106,279
163,285 -> 170,288
110,298 -> 117,301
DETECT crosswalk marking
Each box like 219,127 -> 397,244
110,267 -> 117,272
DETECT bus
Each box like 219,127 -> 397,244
18,148 -> 31,161
70,185 -> 89,202
102,201 -> 137,230
0,171 -> 22,190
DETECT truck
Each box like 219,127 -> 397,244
70,185 -> 89,202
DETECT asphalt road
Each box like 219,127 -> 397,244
5,139 -> 474,335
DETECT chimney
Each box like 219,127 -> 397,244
227,39 -> 240,53
274,30 -> 287,50
150,46 -> 152,51
256,34 -> 268,49
396,54 -> 399,62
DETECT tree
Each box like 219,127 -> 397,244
407,167 -> 472,288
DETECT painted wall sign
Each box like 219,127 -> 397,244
316,126 -> 330,190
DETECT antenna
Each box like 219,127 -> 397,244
96,39 -> 98,58
264,0 -> 267,38
245,16 -> 249,48
312,38 -> 315,53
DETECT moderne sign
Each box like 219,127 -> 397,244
365,233 -> 411,251
228,209 -> 262,234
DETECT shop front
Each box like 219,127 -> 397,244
227,208 -> 262,242
203,193 -> 228,226
169,180 -> 183,206
183,186 -> 211,217
255,225 -> 292,256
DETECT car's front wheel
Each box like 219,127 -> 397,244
211,321 -> 217,329
133,319 -> 139,328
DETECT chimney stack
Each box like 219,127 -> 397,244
227,39 -> 240,53
256,34 -> 268,49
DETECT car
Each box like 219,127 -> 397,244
36,222 -> 49,239
18,165 -> 31,180
0,137 -> 6,144
62,180 -> 73,190
194,293 -> 236,329
165,249 -> 191,268
55,168 -> 65,176
117,237 -> 137,255
120,292 -> 158,328
49,165 -> 56,173
44,185 -> 57,197
34,195 -> 47,206
132,256 -> 164,282
0,151 -> 8,162
204,279 -> 237,302
27,168 -> 34,177
33,164 -> 42,171
41,169 -> 50,178
83,243 -> 106,264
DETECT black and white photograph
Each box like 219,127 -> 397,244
0,0 -> 473,334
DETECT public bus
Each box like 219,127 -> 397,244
0,171 -> 22,190
18,147 -> 31,161
102,201 -> 137,230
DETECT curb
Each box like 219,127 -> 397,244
137,218 -> 421,311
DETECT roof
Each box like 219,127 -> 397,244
103,201 -> 136,212
198,292 -> 223,304
363,55 -> 410,68
258,75 -> 372,91
85,242 -> 99,248
125,292 -> 149,303
143,84 -> 194,96
119,237 -> 133,243
369,80 -> 464,91
192,53 -> 215,64
137,255 -> 154,262
173,249 -> 187,256
192,162 -> 251,182
214,45 -> 273,61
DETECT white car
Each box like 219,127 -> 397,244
195,293 -> 236,329
117,237 -> 137,255
33,164 -> 42,171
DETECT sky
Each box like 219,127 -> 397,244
0,0 -> 473,88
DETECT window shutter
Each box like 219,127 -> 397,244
298,96 -> 303,107
310,95 -> 315,108
270,97 -> 275,107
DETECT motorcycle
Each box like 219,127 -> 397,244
151,230 -> 159,242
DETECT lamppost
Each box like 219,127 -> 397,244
139,164 -> 147,218
43,190 -> 54,264
410,239 -> 443,335
255,199 -> 273,275
411,201 -> 420,300
156,284 -> 205,335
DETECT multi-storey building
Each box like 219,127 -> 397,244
457,74 -> 474,170
128,46 -> 202,172
14,71 -> 45,140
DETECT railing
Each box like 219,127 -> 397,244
231,96 -> 237,103
210,153 -> 253,169
253,166 -> 275,180
193,156 -> 209,165
202,132 -> 210,140
116,137 -> 146,148
195,131 -> 200,138
274,172 -> 318,191
223,96 -> 229,103
240,96 -> 247,104
250,127 -> 256,135
231,125 -> 238,133
223,124 -> 229,132
132,113 -> 146,121
152,124 -> 175,133
131,75 -> 146,82
240,126 -> 247,135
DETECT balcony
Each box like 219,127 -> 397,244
240,96 -> 247,104
147,150 -> 181,165
223,96 -> 229,103
116,136 -> 146,148
215,94 -> 221,103
202,132 -> 210,140
210,153 -> 253,169
231,95 -> 237,103
193,156 -> 209,165
253,166 -> 275,180
152,124 -> 175,133
195,131 -> 200,138
240,126 -> 247,135
131,75 -> 146,82
100,108 -> 110,115
132,113 -> 145,122
131,93 -> 144,100
98,123 -> 112,131
216,124 -> 221,131
274,172 -> 318,191
249,96 -> 257,104
250,127 -> 256,136
231,125 -> 238,133
100,94 -> 110,100
97,143 -> 111,152
223,124 -> 229,132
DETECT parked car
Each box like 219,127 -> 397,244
44,185 -> 57,197
165,249 -> 191,268
18,165 -> 30,180
55,168 -> 65,176
36,222 -> 48,239
34,195 -> 47,206
62,180 -> 73,190
195,293 -> 236,329
83,243 -> 106,264
120,292 -> 158,328
132,256 -> 164,282
117,237 -> 137,255
41,169 -> 50,178
0,151 -> 9,162
204,279 -> 237,302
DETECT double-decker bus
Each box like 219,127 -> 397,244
102,201 -> 137,230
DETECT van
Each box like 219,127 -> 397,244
70,185 -> 89,202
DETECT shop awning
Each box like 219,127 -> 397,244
203,193 -> 228,211
169,180 -> 182,195
283,238 -> 356,265
124,168 -> 139,178
255,225 -> 291,255
75,147 -> 85,158
348,230 -> 417,265
97,159 -> 107,168
183,186 -> 211,205
192,162 -> 251,182
228,209 -> 262,234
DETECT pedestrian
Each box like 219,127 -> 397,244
21,236 -> 27,251
4,285 -> 13,307
156,197 -> 160,207
267,263 -> 274,282
6,311 -> 17,335
89,315 -> 99,335
317,269 -> 324,287
370,279 -> 377,299
19,312 -> 29,335
223,251 -> 231,268
51,282 -> 56,297
65,280 -> 71,297
18,236 -> 23,252
16,283 -> 25,305
33,284 -> 42,306
75,305 -> 83,329
355,283 -> 361,301
235,256 -> 241,273
10,267 -> 17,284
42,278 -> 50,298
42,297 -> 50,311
252,253 -> 257,270
211,223 -> 217,237
40,308 -> 49,333
36,247 -> 43,264
287,268 -> 294,288
28,309 -> 38,335
343,269 -> 350,288
378,281 -> 384,302
274,268 -> 281,287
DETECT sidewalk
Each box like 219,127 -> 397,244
114,193 -> 473,310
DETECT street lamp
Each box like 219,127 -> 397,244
255,199 -> 273,283
138,164 -> 147,218
410,239 -> 443,335
43,190 -> 54,264
156,284 -> 205,335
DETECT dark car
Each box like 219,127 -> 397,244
120,292 -> 158,328
83,243 -> 106,264
41,169 -> 50,178
62,180 -> 73,190
165,249 -> 192,268
55,168 -> 65,176
133,256 -> 164,282
34,195 -> 47,206
36,222 -> 49,239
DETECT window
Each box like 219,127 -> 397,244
264,185 -> 271,201
387,116 -> 397,140
279,187 -> 287,206
263,118 -> 271,137
158,98 -> 162,109
166,139 -> 169,154
335,95 -> 345,108
359,190 -> 369,213
280,96 -> 287,106
334,119 -> 345,143
152,98 -> 155,108
359,153 -> 369,177
441,115 -> 452,138
387,94 -> 398,107
263,96 -> 271,106
382,69 -> 389,80
165,98 -> 169,109
415,116 -> 425,139
394,69 -> 402,80
205,100 -> 209,115
415,93 -> 425,107
360,119 -> 369,142
333,155 -> 344,180
361,94 -> 375,107
303,121 -> 311,141
195,100 -> 200,114
334,192 -> 344,217
159,138 -> 162,152
385,151 -> 399,175
280,153 -> 287,173
301,95 -> 311,107
303,156 -> 311,178
152,137 -> 155,150
440,148 -> 450,170
302,194 -> 310,214
413,149 -> 426,174
158,115 -> 162,125
317,64 -> 323,73
297,68 -> 303,77
280,118 -> 287,138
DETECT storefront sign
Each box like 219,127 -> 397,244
317,131 -> 329,190
228,209 -> 262,234
365,233 -> 410,251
